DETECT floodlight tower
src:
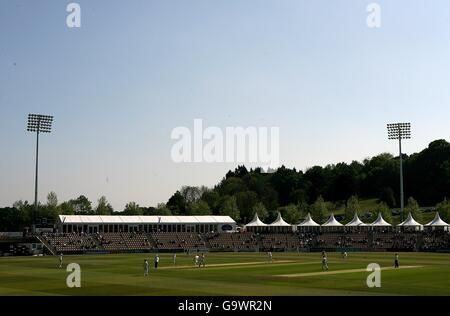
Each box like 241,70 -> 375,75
27,114 -> 54,232
387,122 -> 411,222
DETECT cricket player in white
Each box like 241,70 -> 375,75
154,254 -> 159,269
194,254 -> 199,266
173,253 -> 177,265
144,259 -> 149,276
59,253 -> 63,268
322,251 -> 328,271
394,253 -> 399,268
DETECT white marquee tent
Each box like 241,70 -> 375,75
425,212 -> 449,227
322,213 -> 344,230
370,213 -> 392,227
398,212 -> 423,227
298,213 -> 320,227
297,213 -> 320,231
322,213 -> 343,226
345,212 -> 367,227
268,212 -> 292,232
245,213 -> 268,232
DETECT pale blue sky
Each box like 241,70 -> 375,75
1,0 -> 449,209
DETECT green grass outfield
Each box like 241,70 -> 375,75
0,252 -> 449,296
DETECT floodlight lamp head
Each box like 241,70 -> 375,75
27,114 -> 54,133
387,122 -> 411,140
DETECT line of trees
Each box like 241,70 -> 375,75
162,140 -> 450,223
1,139 -> 449,230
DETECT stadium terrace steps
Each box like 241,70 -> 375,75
35,234 -> 56,255
38,231 -> 450,255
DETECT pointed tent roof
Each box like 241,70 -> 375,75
370,212 -> 392,226
297,213 -> 320,227
345,212 -> 367,226
426,212 -> 449,226
322,213 -> 343,227
245,213 -> 267,227
398,212 -> 423,227
269,212 -> 291,226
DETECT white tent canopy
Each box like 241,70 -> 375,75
345,212 -> 367,226
426,212 -> 450,227
245,213 -> 267,227
298,213 -> 320,227
269,212 -> 291,226
57,215 -> 237,233
398,212 -> 423,227
370,213 -> 392,226
322,213 -> 343,227
59,215 -> 235,225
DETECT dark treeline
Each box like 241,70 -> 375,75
1,140 -> 450,230
164,139 -> 450,224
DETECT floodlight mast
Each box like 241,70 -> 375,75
387,123 -> 411,222
27,114 -> 53,233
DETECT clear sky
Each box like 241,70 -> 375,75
1,0 -> 449,209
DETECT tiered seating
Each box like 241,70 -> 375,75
150,232 -> 206,250
372,233 -> 395,249
260,234 -> 298,250
204,232 -> 234,250
37,231 -> 450,254
121,232 -> 154,250
175,233 -> 207,250
373,232 -> 418,250
97,233 -> 129,251
297,233 -> 316,248
206,232 -> 259,250
422,231 -> 450,250
42,232 -> 99,253
314,232 -> 369,249
151,232 -> 184,250
391,232 -> 418,250
335,233 -> 370,249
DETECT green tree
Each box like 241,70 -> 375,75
46,191 -> 59,218
187,200 -> 211,215
405,197 -> 422,222
436,198 -> 450,222
155,203 -> 173,215
219,196 -> 240,221
166,191 -> 187,215
375,202 -> 392,224
251,202 -> 268,222
345,195 -> 360,222
279,204 -> 301,224
124,202 -> 143,215
310,195 -> 328,224
202,190 -> 221,214
235,191 -> 258,221
13,200 -> 33,224
379,187 -> 396,208
70,195 -> 92,214
180,186 -> 208,203
58,201 -> 76,215
95,196 -> 113,215
218,177 -> 247,196
47,191 -> 58,208
297,201 -> 309,219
